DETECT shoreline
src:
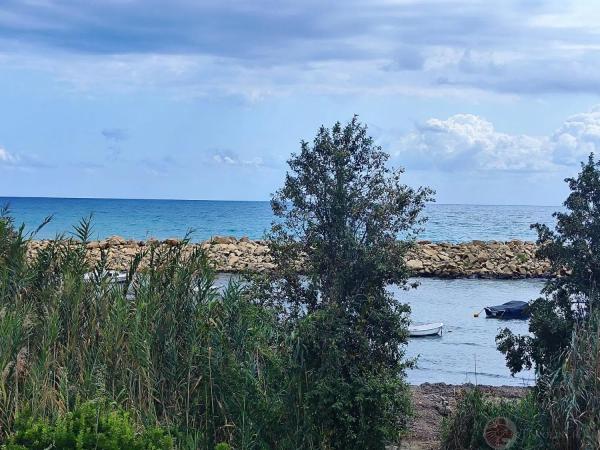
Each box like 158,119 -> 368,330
27,236 -> 552,279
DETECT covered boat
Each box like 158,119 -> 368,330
409,322 -> 444,337
484,301 -> 529,319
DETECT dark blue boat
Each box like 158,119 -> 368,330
484,301 -> 529,319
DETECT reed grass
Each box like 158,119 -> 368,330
442,312 -> 600,450
440,389 -> 548,450
0,213 -> 291,449
539,311 -> 600,449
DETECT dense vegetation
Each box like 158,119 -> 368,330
537,311 -> 600,449
443,155 -> 600,450
0,118 -> 427,449
251,116 -> 432,449
497,154 -> 600,378
4,401 -> 173,450
0,211 -> 290,449
443,310 -> 600,450
441,390 -> 547,450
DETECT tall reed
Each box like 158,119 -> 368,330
442,312 -> 600,450
539,311 -> 600,449
0,213 -> 290,449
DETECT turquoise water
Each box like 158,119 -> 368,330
1,197 -> 557,243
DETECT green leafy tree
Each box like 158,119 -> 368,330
497,154 -> 600,377
252,116 -> 433,449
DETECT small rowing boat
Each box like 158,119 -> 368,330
409,322 -> 444,337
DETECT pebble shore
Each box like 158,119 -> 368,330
27,236 -> 552,279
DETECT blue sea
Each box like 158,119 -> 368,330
3,197 -> 553,385
0,197 -> 557,243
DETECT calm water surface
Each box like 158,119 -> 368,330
394,278 -> 541,386
216,275 -> 541,386
1,197 -> 557,243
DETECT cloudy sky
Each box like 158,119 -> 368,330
1,0 -> 600,204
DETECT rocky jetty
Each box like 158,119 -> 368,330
405,240 -> 550,278
26,237 -> 551,279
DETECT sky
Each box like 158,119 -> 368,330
1,0 -> 600,205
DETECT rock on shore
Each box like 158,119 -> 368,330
26,236 -> 551,279
405,239 -> 551,278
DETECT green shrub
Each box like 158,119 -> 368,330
3,400 -> 173,450
516,253 -> 528,264
445,312 -> 600,450
292,305 -> 412,449
498,154 -> 600,378
441,389 -> 548,450
539,311 -> 600,449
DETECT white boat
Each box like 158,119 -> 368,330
83,271 -> 128,284
409,322 -> 444,337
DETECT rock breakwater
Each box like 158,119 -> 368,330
26,237 -> 551,279
406,240 -> 550,278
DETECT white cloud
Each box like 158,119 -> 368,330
0,147 -> 18,164
140,155 -> 178,176
0,146 -> 52,169
550,107 -> 600,166
211,152 -> 265,168
1,1 -> 600,99
397,114 -> 551,172
395,106 -> 600,172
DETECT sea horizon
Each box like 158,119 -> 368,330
1,196 -> 559,243
0,194 -> 561,208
